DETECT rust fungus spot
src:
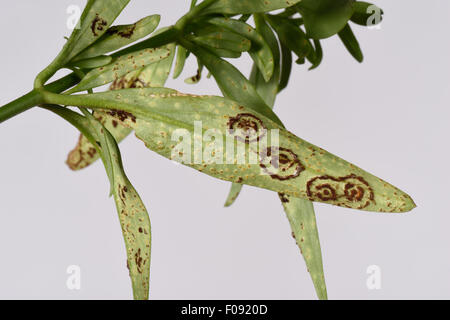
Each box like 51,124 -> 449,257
107,109 -> 137,123
306,174 -> 374,208
135,248 -> 143,273
278,193 -> 290,203
260,147 -> 305,181
91,14 -> 107,36
228,113 -> 266,143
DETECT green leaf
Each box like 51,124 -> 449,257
173,46 -> 189,79
52,88 -> 416,213
224,13 -> 281,206
278,43 -> 293,92
207,17 -> 275,82
67,47 -> 171,93
338,24 -> 363,62
46,105 -> 151,300
279,194 -> 327,300
308,40 -> 323,70
201,0 -> 302,15
67,44 -> 176,170
193,25 -> 252,53
180,38 -> 283,126
185,59 -> 204,84
69,55 -> 112,69
266,15 -> 314,62
60,0 -> 131,65
224,183 -> 244,207
350,1 -> 383,26
296,0 -> 355,39
74,15 -> 161,61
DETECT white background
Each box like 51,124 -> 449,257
0,0 -> 448,299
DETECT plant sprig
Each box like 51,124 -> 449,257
0,0 -> 412,300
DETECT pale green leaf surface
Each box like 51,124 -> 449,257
59,88 -> 416,213
74,15 -> 161,61
279,194 -> 327,300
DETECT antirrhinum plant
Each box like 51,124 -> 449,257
0,0 -> 414,300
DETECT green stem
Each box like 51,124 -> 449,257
0,73 -> 80,124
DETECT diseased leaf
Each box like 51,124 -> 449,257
67,47 -> 171,93
279,194 -> 327,300
201,0 -> 302,15
351,1 -> 383,26
338,24 -> 363,62
74,15 -> 161,61
47,106 -> 151,300
296,0 -> 355,39
207,17 -> 275,81
57,88 -> 416,213
59,0 -> 131,65
185,59 -> 204,84
224,13 -> 281,206
67,44 -> 176,170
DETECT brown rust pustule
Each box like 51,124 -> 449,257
307,174 -> 375,209
228,113 -> 267,143
91,14 -> 107,36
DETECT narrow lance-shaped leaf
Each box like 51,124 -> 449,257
74,14 -> 161,61
201,0 -> 302,15
46,106 -> 151,300
296,0 -> 355,39
67,47 -> 171,94
338,23 -> 364,63
67,44 -> 176,170
279,194 -> 327,300
52,88 -> 416,213
207,17 -> 275,82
